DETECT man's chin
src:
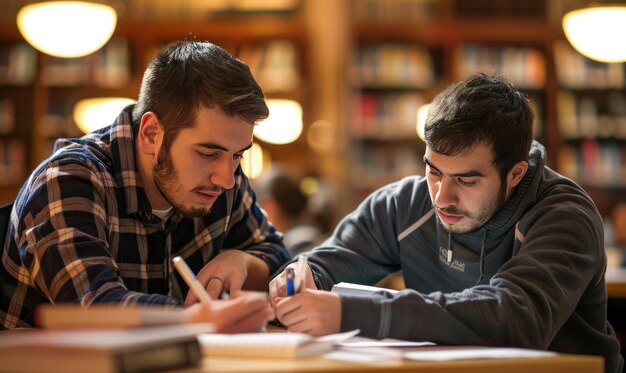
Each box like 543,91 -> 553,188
177,203 -> 213,218
440,220 -> 478,234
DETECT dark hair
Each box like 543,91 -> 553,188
424,73 -> 533,180
132,41 -> 269,152
256,171 -> 308,218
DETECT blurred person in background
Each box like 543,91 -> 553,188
255,167 -> 326,257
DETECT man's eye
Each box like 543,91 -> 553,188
458,178 -> 476,186
233,153 -> 244,160
199,152 -> 218,159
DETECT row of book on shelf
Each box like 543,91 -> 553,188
454,44 -> 546,89
351,43 -> 548,90
1,38 -> 301,93
351,92 -> 426,138
557,90 -> 626,139
351,44 -> 436,88
0,137 -> 25,186
0,42 -> 36,86
553,40 -> 625,89
40,37 -> 131,88
4,39 -> 623,96
349,39 -> 625,91
558,140 -> 626,187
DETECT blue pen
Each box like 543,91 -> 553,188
286,267 -> 295,296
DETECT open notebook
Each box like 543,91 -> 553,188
198,329 -> 360,359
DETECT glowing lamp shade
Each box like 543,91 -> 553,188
416,103 -> 430,141
17,1 -> 117,58
73,97 -> 135,134
254,99 -> 303,144
241,142 -> 269,179
563,6 -> 626,63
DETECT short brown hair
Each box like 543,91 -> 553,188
132,41 -> 268,151
424,73 -> 533,180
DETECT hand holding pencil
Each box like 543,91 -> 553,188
173,256 -> 274,333
286,254 -> 309,296
270,254 -> 342,336
269,254 -> 316,303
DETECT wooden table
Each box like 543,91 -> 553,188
173,348 -> 603,373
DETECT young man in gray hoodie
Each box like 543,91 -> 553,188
270,73 -> 623,373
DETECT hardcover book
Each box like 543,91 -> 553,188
0,324 -> 213,373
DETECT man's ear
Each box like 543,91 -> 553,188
507,160 -> 529,189
137,112 -> 162,156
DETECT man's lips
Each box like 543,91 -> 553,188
437,210 -> 464,224
196,190 -> 219,204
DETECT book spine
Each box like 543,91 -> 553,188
115,339 -> 201,373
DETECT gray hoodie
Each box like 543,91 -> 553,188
307,142 -> 623,373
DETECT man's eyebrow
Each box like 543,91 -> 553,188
423,156 -> 485,178
196,142 -> 253,153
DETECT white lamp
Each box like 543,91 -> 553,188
73,97 -> 135,134
17,1 -> 117,58
416,103 -> 430,141
563,5 -> 626,63
254,99 -> 303,145
241,142 -> 269,180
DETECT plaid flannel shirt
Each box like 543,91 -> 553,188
0,106 -> 289,329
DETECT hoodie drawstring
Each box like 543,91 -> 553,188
446,232 -> 453,264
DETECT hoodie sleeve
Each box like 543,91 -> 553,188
307,179 -> 415,291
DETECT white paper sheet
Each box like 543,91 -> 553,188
404,347 -> 557,361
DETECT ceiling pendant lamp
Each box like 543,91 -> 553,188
562,5 -> 626,63
254,99 -> 303,145
73,97 -> 135,134
17,1 -> 117,58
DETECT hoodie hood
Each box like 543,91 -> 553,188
483,141 -> 544,233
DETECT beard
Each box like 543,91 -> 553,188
152,149 -> 215,218
438,180 -> 508,234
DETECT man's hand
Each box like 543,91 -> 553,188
184,250 -> 269,306
268,260 -> 317,306
185,291 -> 274,333
273,289 -> 341,336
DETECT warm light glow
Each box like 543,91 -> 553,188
17,1 -> 117,58
254,100 -> 303,144
306,119 -> 335,153
241,142 -> 268,180
300,176 -> 319,196
416,103 -> 430,141
563,6 -> 626,63
73,97 -> 135,134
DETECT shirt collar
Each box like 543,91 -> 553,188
108,105 -> 153,218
